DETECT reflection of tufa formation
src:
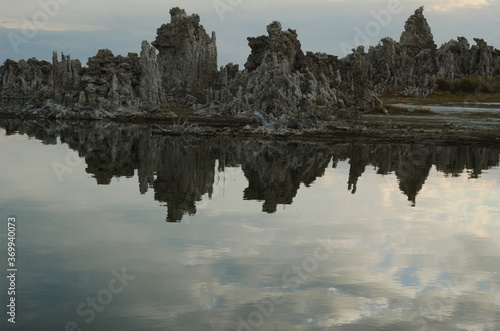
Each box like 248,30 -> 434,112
1,7 -> 500,125
2,119 -> 499,221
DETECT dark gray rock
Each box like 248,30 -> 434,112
198,21 -> 353,127
1,6 -> 500,123
152,7 -> 217,99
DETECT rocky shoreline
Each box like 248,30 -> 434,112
1,6 -> 500,144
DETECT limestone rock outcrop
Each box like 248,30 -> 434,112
77,41 -> 164,110
337,7 -> 500,97
0,52 -> 82,95
0,58 -> 53,93
437,37 -> 500,80
139,41 -> 164,105
78,49 -> 142,109
197,21 -> 353,127
1,42 -> 165,115
400,6 -> 437,55
245,22 -> 304,73
339,7 -> 438,97
51,52 -> 82,89
152,7 -> 217,99
1,6 -> 500,122
398,6 -> 438,93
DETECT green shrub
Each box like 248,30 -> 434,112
458,77 -> 480,93
448,76 -> 500,94
436,78 -> 451,91
480,80 -> 495,94
480,76 -> 500,94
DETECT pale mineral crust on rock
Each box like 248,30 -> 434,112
437,37 -> 500,79
152,7 -> 218,99
339,6 -> 438,98
139,41 -> 164,106
1,6 -> 499,125
197,21 -> 351,128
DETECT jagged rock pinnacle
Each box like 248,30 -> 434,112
400,6 -> 436,51
153,7 -> 217,99
1,6 -> 499,121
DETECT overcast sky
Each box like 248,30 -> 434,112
1,0 -> 500,67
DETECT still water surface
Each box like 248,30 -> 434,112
0,120 -> 500,330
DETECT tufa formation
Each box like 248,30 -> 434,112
0,7 -> 499,125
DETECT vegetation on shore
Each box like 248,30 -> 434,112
436,75 -> 500,94
381,76 -> 500,106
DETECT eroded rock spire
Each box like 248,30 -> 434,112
152,7 -> 217,99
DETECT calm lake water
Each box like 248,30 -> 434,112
1,120 -> 500,331
391,102 -> 500,116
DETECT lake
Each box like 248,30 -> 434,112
1,119 -> 500,330
390,102 -> 500,116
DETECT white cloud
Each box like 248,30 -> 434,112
425,0 -> 493,11
0,17 -> 101,32
0,0 -> 499,65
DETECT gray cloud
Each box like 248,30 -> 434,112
1,1 -> 499,67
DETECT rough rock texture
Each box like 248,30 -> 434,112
338,7 -> 500,97
398,6 -> 438,93
152,7 -> 217,99
26,49 -> 142,111
0,58 -> 52,93
437,37 -> 500,80
197,21 -> 353,127
77,41 -> 164,110
245,22 -> 304,73
0,42 -> 165,117
139,41 -> 164,105
78,49 -> 142,109
396,5 -> 438,95
51,52 -> 82,89
400,6 -> 437,56
1,6 -> 500,122
339,7 -> 438,97
0,52 -> 82,95
197,6 -> 456,121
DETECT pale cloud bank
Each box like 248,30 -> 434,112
0,0 -> 499,66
